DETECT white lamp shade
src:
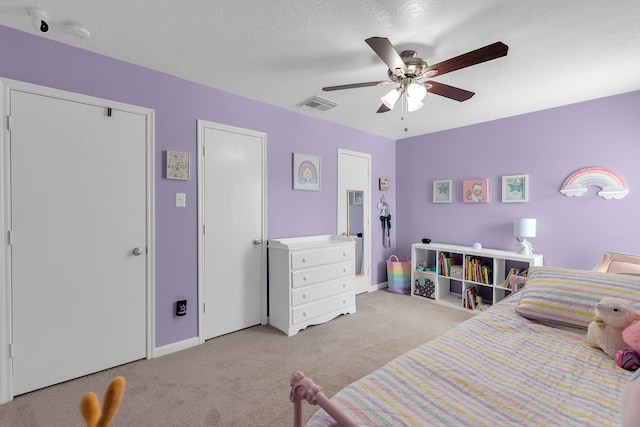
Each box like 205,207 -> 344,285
407,82 -> 427,100
381,89 -> 401,109
514,218 -> 536,238
407,98 -> 424,112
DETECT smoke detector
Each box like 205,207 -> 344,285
64,21 -> 91,39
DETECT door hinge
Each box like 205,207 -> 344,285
202,145 -> 205,156
7,115 -> 13,131
9,343 -> 15,359
202,224 -> 206,235
203,302 -> 206,313
8,230 -> 14,245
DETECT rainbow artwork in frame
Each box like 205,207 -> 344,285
293,153 -> 321,191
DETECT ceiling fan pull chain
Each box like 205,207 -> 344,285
401,94 -> 406,121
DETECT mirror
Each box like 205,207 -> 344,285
347,190 -> 364,276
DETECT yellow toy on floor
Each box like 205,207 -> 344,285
79,376 -> 126,427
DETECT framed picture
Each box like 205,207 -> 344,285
502,174 -> 529,203
433,179 -> 452,203
292,153 -> 321,191
379,178 -> 390,191
463,178 -> 489,203
166,150 -> 190,180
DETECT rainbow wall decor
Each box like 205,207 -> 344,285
560,166 -> 629,199
292,153 -> 321,191
297,161 -> 318,185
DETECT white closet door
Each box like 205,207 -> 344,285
10,90 -> 148,395
200,122 -> 265,340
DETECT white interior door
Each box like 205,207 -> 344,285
9,88 -> 149,395
338,149 -> 371,294
198,120 -> 266,340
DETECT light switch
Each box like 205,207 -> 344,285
176,193 -> 186,207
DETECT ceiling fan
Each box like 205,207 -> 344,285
322,37 -> 508,113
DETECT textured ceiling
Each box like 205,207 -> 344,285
2,1 -> 640,139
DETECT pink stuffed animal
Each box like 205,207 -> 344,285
617,316 -> 640,371
623,321 -> 640,352
587,298 -> 639,359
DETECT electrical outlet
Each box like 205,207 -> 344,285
176,300 -> 187,316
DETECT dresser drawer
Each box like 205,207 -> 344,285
291,276 -> 354,306
291,261 -> 353,288
292,292 -> 355,324
291,245 -> 354,269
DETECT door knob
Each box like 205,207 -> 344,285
253,239 -> 262,245
132,247 -> 143,256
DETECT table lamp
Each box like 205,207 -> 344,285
514,218 -> 536,254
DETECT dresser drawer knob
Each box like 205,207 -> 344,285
343,267 -> 347,272
302,293 -> 307,299
302,257 -> 308,263
342,283 -> 346,288
342,251 -> 346,256
303,276 -> 308,281
343,299 -> 347,304
302,311 -> 308,317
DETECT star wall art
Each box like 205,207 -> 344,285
433,179 -> 452,203
502,174 -> 529,203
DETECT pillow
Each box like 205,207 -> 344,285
515,266 -> 640,329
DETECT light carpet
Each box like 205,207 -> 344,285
0,290 -> 473,426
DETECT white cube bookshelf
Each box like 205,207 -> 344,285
411,243 -> 543,311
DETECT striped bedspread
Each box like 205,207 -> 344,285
306,297 -> 629,426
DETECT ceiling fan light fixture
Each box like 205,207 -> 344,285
407,98 -> 424,112
407,82 -> 427,101
381,88 -> 401,110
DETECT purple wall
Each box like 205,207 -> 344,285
0,26 -> 396,347
396,91 -> 640,270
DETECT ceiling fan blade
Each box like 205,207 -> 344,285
365,37 -> 408,74
424,41 -> 508,77
426,81 -> 475,102
322,81 -> 393,91
376,104 -> 391,113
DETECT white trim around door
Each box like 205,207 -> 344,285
337,149 -> 372,294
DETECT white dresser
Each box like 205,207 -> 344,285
268,235 -> 356,336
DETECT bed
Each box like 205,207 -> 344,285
291,253 -> 640,427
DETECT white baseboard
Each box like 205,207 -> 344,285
370,282 -> 388,291
153,337 -> 200,358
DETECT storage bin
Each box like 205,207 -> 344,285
387,255 -> 411,294
414,271 -> 436,299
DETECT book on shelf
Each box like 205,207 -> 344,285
466,257 -> 492,284
475,295 -> 490,311
439,252 -> 456,277
464,287 -> 478,310
502,268 -> 529,290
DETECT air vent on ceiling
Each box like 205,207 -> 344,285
297,95 -> 338,113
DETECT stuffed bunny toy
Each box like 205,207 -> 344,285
587,298 -> 639,359
79,376 -> 126,427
